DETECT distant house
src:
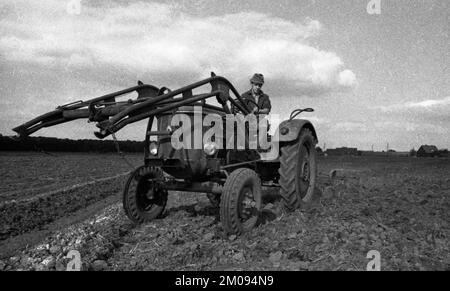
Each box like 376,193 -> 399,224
417,145 -> 438,157
326,147 -> 358,156
437,149 -> 449,157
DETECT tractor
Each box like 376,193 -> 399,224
13,73 -> 318,235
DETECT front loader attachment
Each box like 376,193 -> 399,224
12,73 -> 251,140
12,82 -> 160,139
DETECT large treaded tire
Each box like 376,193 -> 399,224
220,168 -> 262,235
278,128 -> 317,211
123,166 -> 167,223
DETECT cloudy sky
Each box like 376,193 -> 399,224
0,0 -> 448,150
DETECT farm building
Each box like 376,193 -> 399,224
417,145 -> 439,157
326,147 -> 359,156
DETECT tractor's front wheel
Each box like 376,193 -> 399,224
220,168 -> 262,235
123,166 -> 168,223
278,128 -> 317,211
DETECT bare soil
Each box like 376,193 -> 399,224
0,154 -> 449,271
0,152 -> 142,202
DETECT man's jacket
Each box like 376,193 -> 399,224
240,90 -> 271,113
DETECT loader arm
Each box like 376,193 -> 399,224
12,83 -> 160,138
12,73 -> 251,139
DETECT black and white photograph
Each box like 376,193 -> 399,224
0,0 -> 448,274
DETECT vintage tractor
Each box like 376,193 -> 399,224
13,73 -> 318,235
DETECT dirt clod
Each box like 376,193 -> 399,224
91,260 -> 108,271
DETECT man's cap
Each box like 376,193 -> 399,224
250,73 -> 264,85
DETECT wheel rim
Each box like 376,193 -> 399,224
238,186 -> 258,228
136,177 -> 162,212
301,147 -> 310,182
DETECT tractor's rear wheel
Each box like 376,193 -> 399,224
278,128 -> 317,211
123,166 -> 167,223
220,168 -> 262,235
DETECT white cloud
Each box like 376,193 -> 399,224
338,69 -> 357,87
0,0 -> 356,95
375,96 -> 450,126
377,96 -> 450,112
407,96 -> 450,108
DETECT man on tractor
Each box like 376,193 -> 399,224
240,73 -> 272,149
241,73 -> 271,115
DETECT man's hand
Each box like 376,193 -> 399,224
251,107 -> 258,114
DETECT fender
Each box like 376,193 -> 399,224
274,119 -> 318,143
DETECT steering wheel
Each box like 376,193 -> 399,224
246,99 -> 260,113
231,98 -> 260,114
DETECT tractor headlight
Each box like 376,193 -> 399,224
280,127 -> 289,135
203,142 -> 217,156
149,141 -> 158,156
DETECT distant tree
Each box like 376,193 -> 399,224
0,135 -> 144,153
316,146 -> 323,154
409,148 -> 417,157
